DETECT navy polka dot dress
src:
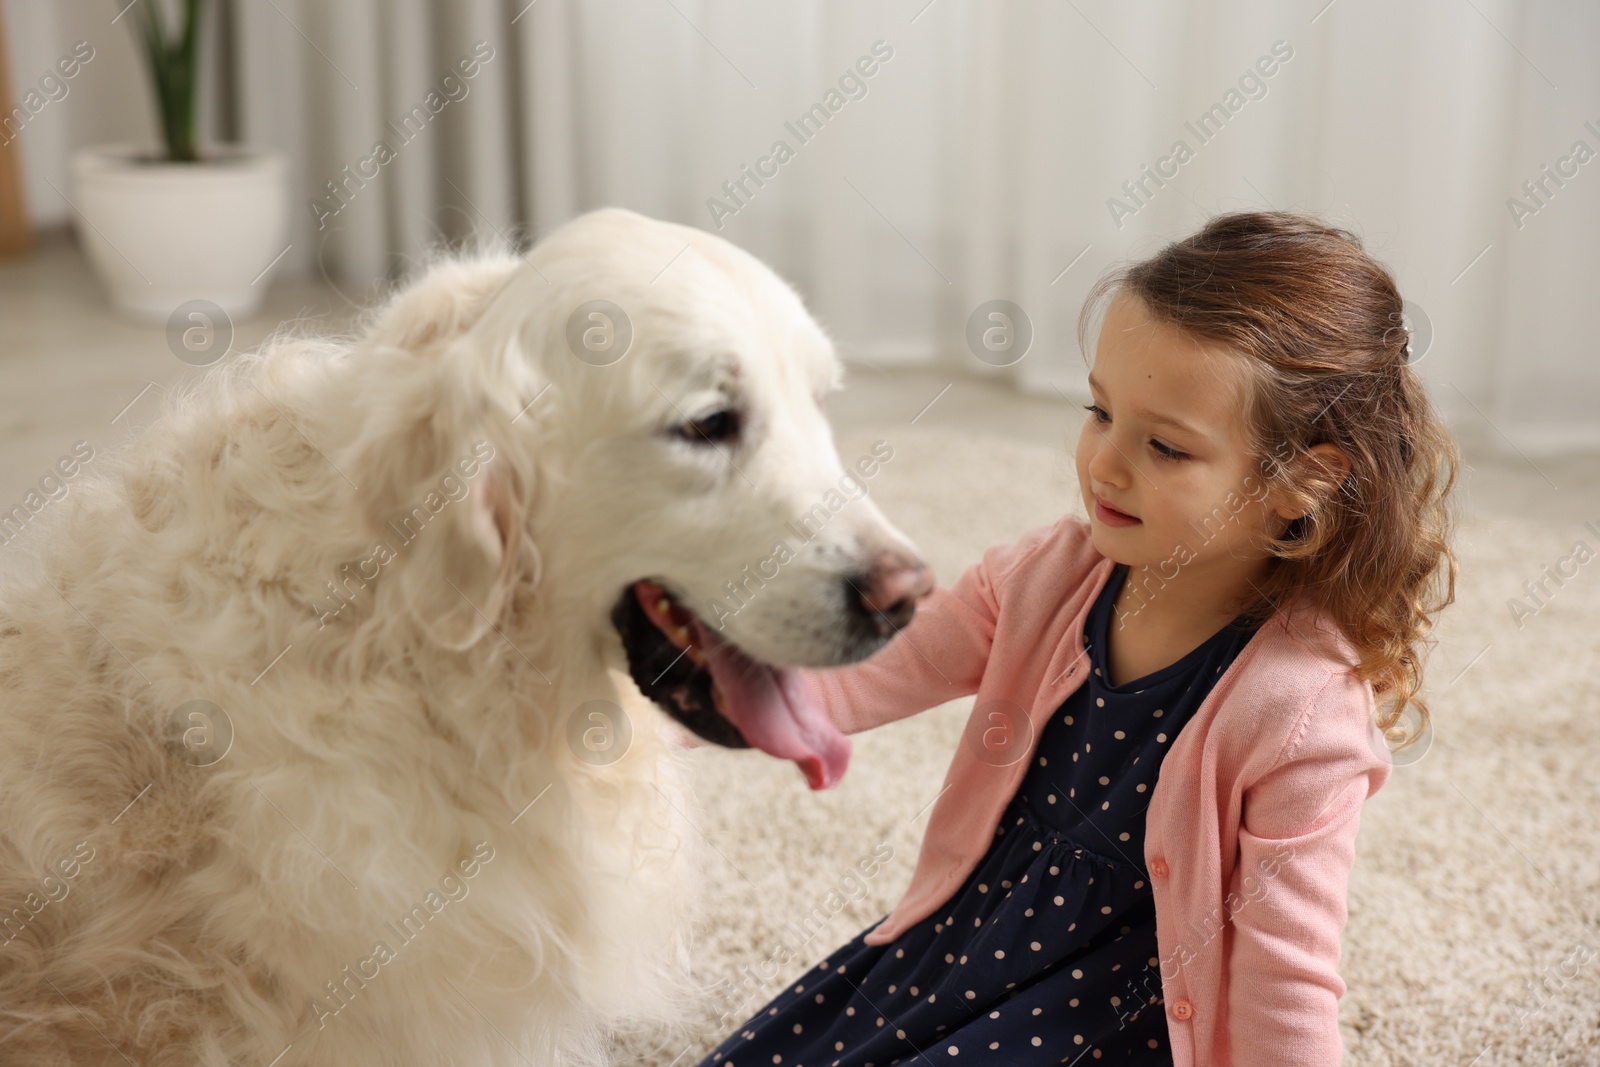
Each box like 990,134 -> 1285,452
697,562 -> 1264,1067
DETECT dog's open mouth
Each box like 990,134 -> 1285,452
610,578 -> 850,790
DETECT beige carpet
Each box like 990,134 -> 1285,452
611,424 -> 1600,1067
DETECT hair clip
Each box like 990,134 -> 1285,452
1388,305 -> 1416,363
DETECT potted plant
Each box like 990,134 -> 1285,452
69,0 -> 287,323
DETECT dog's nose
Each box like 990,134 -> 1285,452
847,553 -> 934,637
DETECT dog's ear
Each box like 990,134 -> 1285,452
344,333 -> 540,652
393,445 -> 525,651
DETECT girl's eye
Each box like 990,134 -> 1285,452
1088,404 -> 1190,460
677,409 -> 741,445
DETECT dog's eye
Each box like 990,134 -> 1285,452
676,410 -> 741,446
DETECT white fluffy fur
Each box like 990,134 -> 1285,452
0,208 -> 923,1066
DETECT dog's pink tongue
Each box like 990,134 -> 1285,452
690,617 -> 851,790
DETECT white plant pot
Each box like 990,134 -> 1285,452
68,142 -> 289,324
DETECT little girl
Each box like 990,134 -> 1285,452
692,211 -> 1460,1067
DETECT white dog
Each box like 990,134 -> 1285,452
0,207 -> 933,1066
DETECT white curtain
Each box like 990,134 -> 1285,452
15,0 -> 1599,454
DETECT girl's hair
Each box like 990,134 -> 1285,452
1077,210 -> 1461,752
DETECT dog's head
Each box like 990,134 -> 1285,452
345,208 -> 933,789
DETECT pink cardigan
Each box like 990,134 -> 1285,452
795,514 -> 1392,1066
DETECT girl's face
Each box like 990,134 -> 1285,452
1074,291 -> 1288,585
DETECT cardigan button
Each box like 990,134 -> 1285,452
1170,998 -> 1194,1021
1150,857 -> 1169,879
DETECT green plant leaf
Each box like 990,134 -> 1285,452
121,0 -> 205,162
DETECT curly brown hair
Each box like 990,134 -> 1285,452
1076,210 -> 1461,752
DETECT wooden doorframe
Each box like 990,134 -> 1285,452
0,1 -> 34,257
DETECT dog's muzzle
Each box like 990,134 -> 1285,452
609,578 -> 852,790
